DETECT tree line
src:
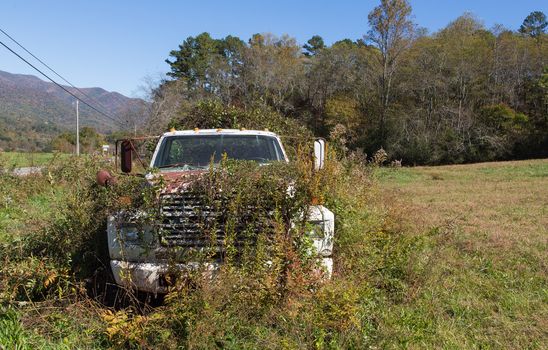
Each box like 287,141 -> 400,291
145,0 -> 547,165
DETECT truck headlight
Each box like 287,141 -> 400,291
306,205 -> 335,257
119,225 -> 141,243
308,220 -> 326,238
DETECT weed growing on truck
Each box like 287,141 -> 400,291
0,147 -> 419,349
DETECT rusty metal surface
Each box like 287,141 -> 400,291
115,136 -> 160,172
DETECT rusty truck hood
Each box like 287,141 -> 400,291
153,170 -> 208,194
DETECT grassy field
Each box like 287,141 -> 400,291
0,158 -> 546,348
376,159 -> 548,348
0,152 -> 70,168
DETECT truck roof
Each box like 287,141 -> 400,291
162,129 -> 280,137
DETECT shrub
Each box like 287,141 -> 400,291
0,145 -> 419,348
169,99 -> 313,157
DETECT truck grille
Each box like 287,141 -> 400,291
159,192 -> 271,248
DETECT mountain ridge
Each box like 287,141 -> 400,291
0,69 -> 146,151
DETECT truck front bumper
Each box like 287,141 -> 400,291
110,260 -> 219,294
111,257 -> 333,294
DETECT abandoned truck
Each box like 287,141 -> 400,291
102,129 -> 334,293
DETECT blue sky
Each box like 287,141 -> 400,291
1,0 -> 546,97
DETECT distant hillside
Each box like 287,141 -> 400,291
0,70 -> 146,151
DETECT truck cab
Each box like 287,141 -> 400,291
107,129 -> 334,293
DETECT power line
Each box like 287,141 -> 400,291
0,38 -> 124,127
0,27 -> 116,119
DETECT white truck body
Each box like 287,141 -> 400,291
108,129 -> 334,293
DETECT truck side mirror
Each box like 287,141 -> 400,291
120,140 -> 133,173
314,138 -> 326,171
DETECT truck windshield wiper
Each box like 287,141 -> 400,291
157,163 -> 203,170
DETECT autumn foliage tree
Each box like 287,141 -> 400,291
152,4 -> 547,165
366,0 -> 416,146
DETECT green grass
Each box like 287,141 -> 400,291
0,158 -> 108,349
0,152 -> 70,168
0,309 -> 29,350
1,158 -> 546,349
378,158 -> 548,184
0,172 -> 65,242
376,159 -> 548,348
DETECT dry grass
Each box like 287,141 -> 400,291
2,157 -> 546,348
381,159 -> 547,251
377,159 -> 548,348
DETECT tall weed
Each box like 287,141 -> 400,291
0,150 -> 418,349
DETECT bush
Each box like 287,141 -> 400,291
93,152 -> 419,348
169,100 -> 313,157
0,146 -> 419,348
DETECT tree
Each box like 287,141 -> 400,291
142,78 -> 190,134
51,127 -> 104,154
366,0 -> 416,145
242,33 -> 304,112
166,32 -> 221,89
438,14 -> 492,131
165,33 -> 246,103
519,11 -> 547,38
303,35 -> 325,56
209,35 -> 246,103
157,10 -> 547,165
303,39 -> 370,135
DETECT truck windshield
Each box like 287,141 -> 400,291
154,134 -> 285,169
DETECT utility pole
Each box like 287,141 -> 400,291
76,99 -> 80,156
